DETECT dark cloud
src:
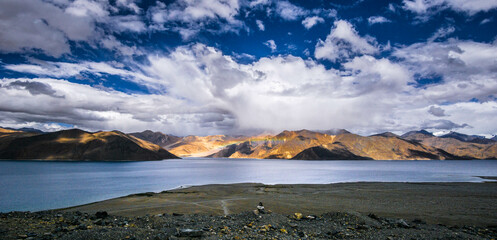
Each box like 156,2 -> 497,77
6,80 -> 64,98
428,106 -> 446,117
421,119 -> 470,130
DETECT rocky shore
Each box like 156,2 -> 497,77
1,209 -> 496,239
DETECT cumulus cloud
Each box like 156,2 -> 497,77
2,38 -> 497,136
264,40 -> 277,52
0,0 -> 96,57
0,44 -> 424,135
315,20 -> 378,62
0,0 -> 149,58
302,16 -> 325,29
393,39 -> 497,85
367,16 -> 391,25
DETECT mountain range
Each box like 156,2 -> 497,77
1,127 -> 496,161
130,129 -> 497,160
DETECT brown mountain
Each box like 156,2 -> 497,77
0,128 -> 178,161
129,130 -> 181,148
167,135 -> 249,157
291,146 -> 373,160
200,130 -> 459,160
402,131 -> 497,160
129,129 -> 497,160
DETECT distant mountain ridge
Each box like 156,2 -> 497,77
129,130 -> 181,148
0,128 -> 178,161
440,131 -> 495,144
131,129 -> 496,160
3,127 -> 495,161
2,127 -> 44,133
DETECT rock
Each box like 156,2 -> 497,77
94,219 -> 103,225
294,213 -> 303,220
77,223 -> 87,230
26,232 -> 36,237
176,228 -> 203,237
95,211 -> 108,219
306,215 -> 316,220
396,219 -> 410,228
17,234 -> 28,239
357,224 -> 370,230
368,213 -> 380,221
253,209 -> 260,215
172,213 -> 183,216
413,218 -> 426,224
257,202 -> 265,214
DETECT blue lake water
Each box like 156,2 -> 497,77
1,158 -> 496,212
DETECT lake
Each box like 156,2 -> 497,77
1,158 -> 496,212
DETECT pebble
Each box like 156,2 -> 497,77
95,211 -> 108,219
176,228 -> 203,237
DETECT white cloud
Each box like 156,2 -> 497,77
100,35 -> 141,56
302,16 -> 325,29
3,60 -> 155,88
393,39 -> 497,85
427,26 -> 455,42
388,3 -> 396,12
264,40 -> 277,52
480,18 -> 493,24
116,0 -> 141,14
367,16 -> 391,25
3,41 -> 497,136
315,20 -> 378,62
402,0 -> 497,17
110,15 -> 147,33
249,0 -> 271,8
0,0 -> 96,57
275,1 -> 308,21
0,0 -> 148,58
65,0 -> 110,18
148,0 -> 245,38
256,19 -> 265,31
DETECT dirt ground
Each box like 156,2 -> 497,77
65,182 -> 497,227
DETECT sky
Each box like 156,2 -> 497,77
1,0 -> 497,136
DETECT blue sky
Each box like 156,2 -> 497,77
1,0 -> 497,136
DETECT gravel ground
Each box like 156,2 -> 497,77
1,210 -> 496,240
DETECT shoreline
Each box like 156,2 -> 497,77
2,177 -> 496,213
